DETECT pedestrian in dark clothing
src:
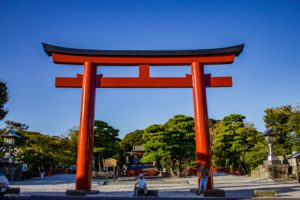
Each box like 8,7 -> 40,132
197,163 -> 211,195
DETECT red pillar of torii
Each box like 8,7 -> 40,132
43,43 -> 243,191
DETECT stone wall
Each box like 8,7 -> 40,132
0,163 -> 22,180
251,164 -> 295,180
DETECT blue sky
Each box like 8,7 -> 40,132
1,0 -> 300,138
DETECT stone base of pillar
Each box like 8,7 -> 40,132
66,189 -> 100,196
66,189 -> 86,196
264,159 -> 281,165
190,188 -> 225,197
86,190 -> 100,194
204,189 -> 225,197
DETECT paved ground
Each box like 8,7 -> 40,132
5,173 -> 300,199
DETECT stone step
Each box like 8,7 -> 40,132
254,190 -> 276,197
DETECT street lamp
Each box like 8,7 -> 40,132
263,128 -> 277,162
1,128 -> 21,163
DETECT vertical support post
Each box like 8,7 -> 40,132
191,62 -> 213,190
76,62 -> 97,191
139,65 -> 150,78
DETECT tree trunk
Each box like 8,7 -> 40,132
98,154 -> 102,172
169,159 -> 176,177
169,166 -> 175,177
238,156 -> 248,175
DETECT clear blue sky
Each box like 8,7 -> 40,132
1,0 -> 300,138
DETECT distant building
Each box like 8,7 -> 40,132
126,146 -> 157,176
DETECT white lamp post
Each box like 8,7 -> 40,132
263,128 -> 277,162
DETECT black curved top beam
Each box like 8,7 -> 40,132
43,43 -> 244,57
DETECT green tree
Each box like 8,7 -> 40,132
0,81 -> 8,120
289,106 -> 300,151
264,105 -> 293,155
212,114 -> 266,173
140,124 -> 166,163
67,127 -> 79,164
222,114 -> 245,131
120,129 -> 145,152
233,124 -> 266,172
15,130 -> 75,177
244,140 -> 268,170
5,120 -> 29,131
93,120 -> 121,171
141,115 -> 195,177
208,118 -> 220,135
212,114 -> 245,168
64,121 -> 121,171
163,115 -> 195,171
264,105 -> 300,154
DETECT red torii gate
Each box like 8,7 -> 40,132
43,43 -> 243,191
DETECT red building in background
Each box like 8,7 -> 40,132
125,146 -> 157,176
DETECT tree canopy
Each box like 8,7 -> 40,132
5,120 -> 29,131
264,105 -> 300,154
211,114 -> 266,173
119,129 -> 145,152
93,120 -> 121,171
5,104 -> 298,178
0,120 -> 121,177
13,130 -> 75,177
141,115 -> 195,176
67,120 -> 121,171
93,120 -> 121,158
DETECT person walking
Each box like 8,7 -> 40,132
40,167 -> 45,179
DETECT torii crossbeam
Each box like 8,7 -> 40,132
43,43 -> 244,191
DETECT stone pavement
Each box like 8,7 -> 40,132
7,173 -> 300,199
